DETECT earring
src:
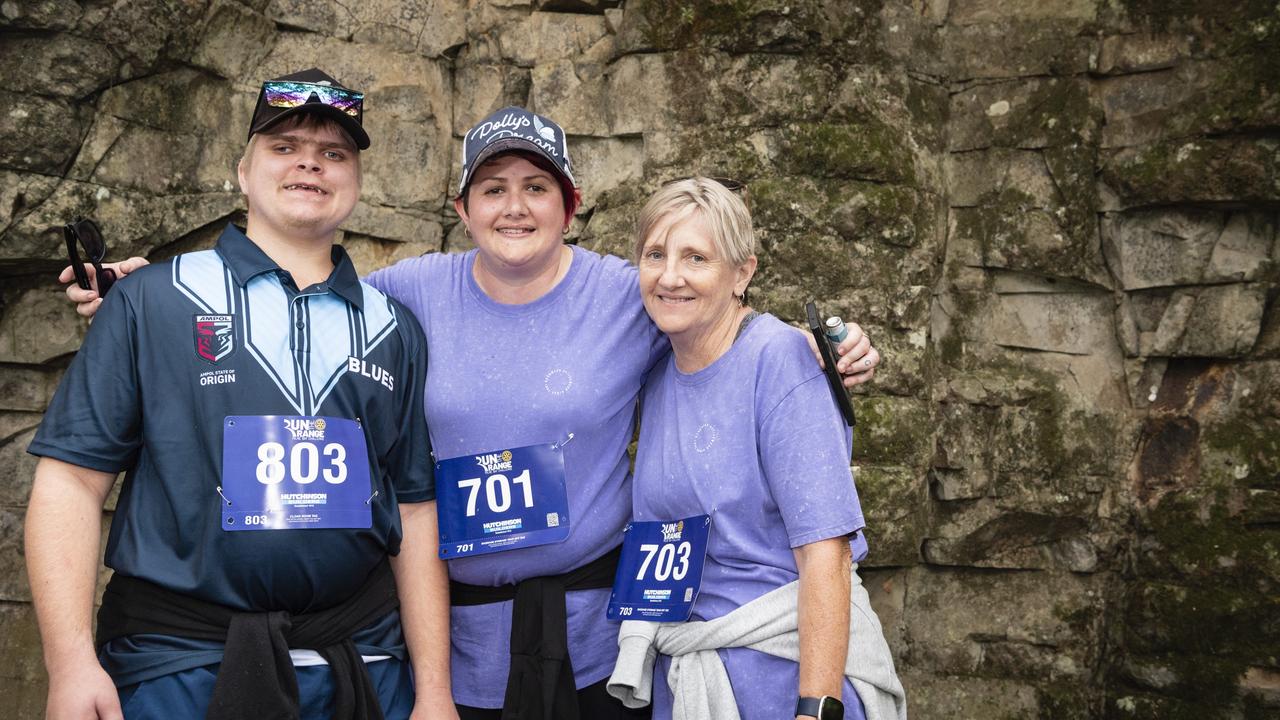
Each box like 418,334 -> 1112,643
463,225 -> 471,238
562,225 -> 571,234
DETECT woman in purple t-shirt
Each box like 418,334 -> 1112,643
608,178 -> 906,720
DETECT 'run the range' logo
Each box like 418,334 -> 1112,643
476,449 -> 514,474
283,418 -> 326,441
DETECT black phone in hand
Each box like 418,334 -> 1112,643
805,301 -> 856,428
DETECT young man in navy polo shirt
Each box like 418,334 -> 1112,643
25,69 -> 455,719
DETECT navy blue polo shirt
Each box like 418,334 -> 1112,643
30,224 -> 434,615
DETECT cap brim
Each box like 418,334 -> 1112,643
251,104 -> 370,150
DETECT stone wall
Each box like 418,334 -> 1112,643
1,1 -> 1277,717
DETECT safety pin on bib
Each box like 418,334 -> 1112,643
216,486 -> 232,506
365,489 -> 379,506
552,432 -> 575,451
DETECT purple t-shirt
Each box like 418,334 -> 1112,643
633,314 -> 869,720
365,246 -> 667,707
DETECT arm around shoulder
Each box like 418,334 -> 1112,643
60,257 -> 149,320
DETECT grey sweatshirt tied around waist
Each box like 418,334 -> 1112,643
607,567 -> 907,720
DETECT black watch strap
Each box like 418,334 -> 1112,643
796,695 -> 844,720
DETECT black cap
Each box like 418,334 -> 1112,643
457,107 -> 575,196
248,68 -> 370,150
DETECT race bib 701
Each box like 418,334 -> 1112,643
435,441 -> 571,558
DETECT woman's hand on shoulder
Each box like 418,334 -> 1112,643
833,322 -> 879,388
60,257 -> 149,318
802,321 -> 881,387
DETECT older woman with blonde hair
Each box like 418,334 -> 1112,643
608,178 -> 906,720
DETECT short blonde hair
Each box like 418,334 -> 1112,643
633,177 -> 755,267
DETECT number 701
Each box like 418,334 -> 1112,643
458,469 -> 533,516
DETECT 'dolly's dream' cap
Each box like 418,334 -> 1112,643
457,107 -> 575,196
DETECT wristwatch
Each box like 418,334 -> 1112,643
796,695 -> 844,719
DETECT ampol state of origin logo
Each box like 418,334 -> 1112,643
194,314 -> 235,364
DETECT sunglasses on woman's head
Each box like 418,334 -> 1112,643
661,175 -> 747,193
706,176 -> 746,194
661,176 -> 750,213
63,218 -> 115,297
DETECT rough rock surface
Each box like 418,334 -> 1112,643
2,1 -> 1278,717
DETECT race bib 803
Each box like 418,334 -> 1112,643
221,415 -> 373,531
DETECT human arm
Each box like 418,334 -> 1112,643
793,537 -> 853,718
389,501 -> 457,719
25,458 -> 123,720
755,331 -> 867,715
61,258 -> 150,318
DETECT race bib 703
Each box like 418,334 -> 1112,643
608,514 -> 711,622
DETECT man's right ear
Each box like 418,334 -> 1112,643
236,157 -> 248,195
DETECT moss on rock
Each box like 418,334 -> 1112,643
953,185 -> 1109,285
853,396 -> 934,467
777,120 -> 916,185
1103,137 -> 1280,208
856,465 -> 926,566
1200,416 -> 1280,489
637,0 -> 884,58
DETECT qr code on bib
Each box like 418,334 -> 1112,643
546,513 -> 560,527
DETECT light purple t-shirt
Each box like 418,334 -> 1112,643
365,246 -> 667,707
633,314 -> 869,720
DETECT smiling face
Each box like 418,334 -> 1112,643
454,153 -> 567,275
237,117 -> 361,242
638,210 -> 756,345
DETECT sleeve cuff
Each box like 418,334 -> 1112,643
788,517 -> 866,549
607,621 -> 660,709
395,488 -> 435,503
25,442 -> 131,475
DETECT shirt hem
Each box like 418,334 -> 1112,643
450,664 -> 616,709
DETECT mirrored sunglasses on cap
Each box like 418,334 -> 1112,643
261,81 -> 364,120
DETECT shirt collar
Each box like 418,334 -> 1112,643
214,224 -> 364,310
